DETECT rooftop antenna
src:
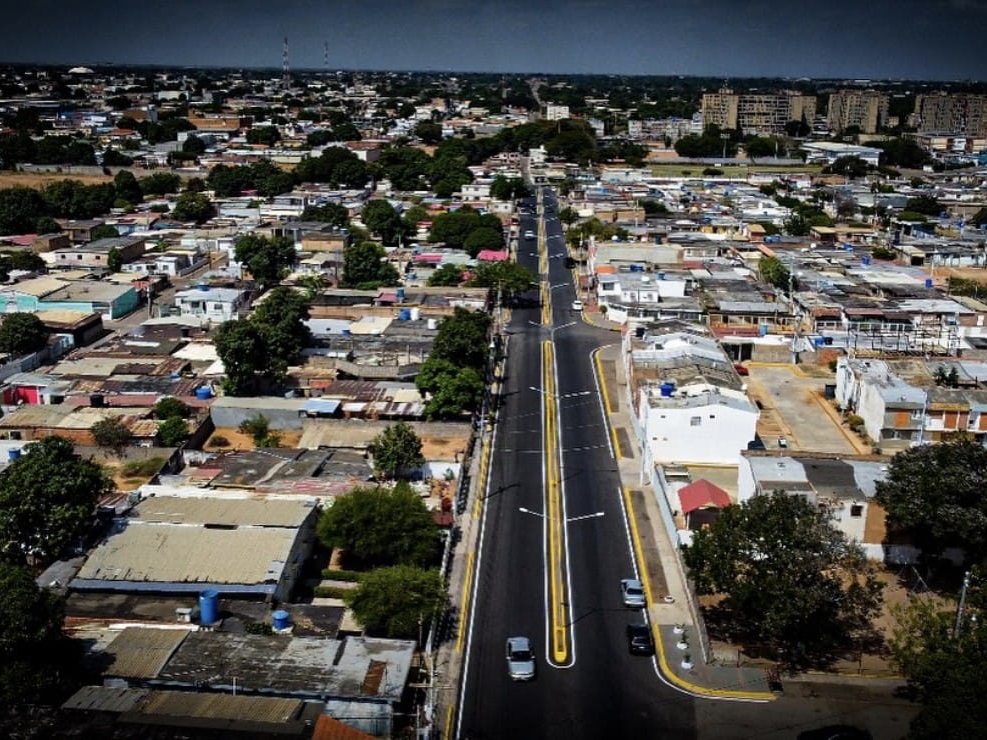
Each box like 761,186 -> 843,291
282,36 -> 290,92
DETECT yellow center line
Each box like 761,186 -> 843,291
444,704 -> 454,739
543,341 -> 569,663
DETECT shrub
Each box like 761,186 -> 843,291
846,413 -> 865,432
121,457 -> 166,479
314,585 -> 351,599
208,435 -> 230,447
319,568 -> 364,582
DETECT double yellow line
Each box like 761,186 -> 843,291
543,340 -> 569,664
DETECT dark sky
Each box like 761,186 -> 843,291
2,0 -> 986,79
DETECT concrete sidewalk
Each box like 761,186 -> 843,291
595,343 -> 775,700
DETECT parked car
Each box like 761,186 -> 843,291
524,230 -> 535,239
505,636 -> 536,681
564,256 -> 577,269
626,623 -> 655,655
571,300 -> 584,312
620,578 -> 646,608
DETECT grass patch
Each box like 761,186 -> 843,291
121,457 -> 166,479
314,585 -> 352,599
319,568 -> 364,582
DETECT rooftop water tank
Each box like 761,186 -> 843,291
397,287 -> 406,302
660,382 -> 675,397
198,283 -> 209,292
427,318 -> 438,330
925,278 -> 933,289
410,307 -> 421,321
7,449 -> 20,461
199,589 -> 219,625
272,610 -> 290,630
399,308 -> 411,321
862,256 -> 871,266
195,386 -> 213,400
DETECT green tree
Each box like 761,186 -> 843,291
342,241 -> 400,288
234,234 -> 297,288
246,126 -> 281,146
970,207 -> 987,228
414,121 -> 443,145
887,583 -> 987,740
744,136 -> 780,160
90,224 -> 119,240
904,195 -> 943,217
346,564 -> 447,639
158,416 -> 190,447
138,172 -> 182,196
362,199 -> 406,246
430,307 -> 491,369
113,170 -> 143,205
463,226 -> 505,258
0,436 -> 113,563
0,313 -> 50,357
237,414 -> 282,447
640,200 -> 669,217
467,260 -> 536,301
34,216 -> 63,235
0,187 -> 47,235
415,360 -> 484,420
317,484 -> 441,567
153,397 -> 192,420
106,247 -> 123,272
181,134 -> 206,155
489,176 -> 531,201
171,191 -> 216,224
823,156 -> 869,179
759,255 -> 793,291
300,202 -> 349,228
91,417 -> 132,451
683,492 -> 881,666
426,263 -> 465,287
250,287 -> 312,382
875,437 -> 987,567
368,422 -> 425,480
559,206 -> 580,225
215,320 -> 266,396
0,562 -> 79,705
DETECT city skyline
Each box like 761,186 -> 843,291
1,0 -> 985,80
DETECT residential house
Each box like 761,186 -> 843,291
173,285 -> 248,323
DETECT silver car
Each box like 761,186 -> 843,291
505,636 -> 536,681
621,578 -> 646,608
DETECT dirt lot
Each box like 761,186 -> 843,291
746,363 -> 861,454
206,427 -> 304,450
0,171 -> 114,188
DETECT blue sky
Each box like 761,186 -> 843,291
1,0 -> 985,79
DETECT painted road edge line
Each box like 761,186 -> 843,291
593,348 -> 623,459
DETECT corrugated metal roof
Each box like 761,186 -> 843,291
140,690 -> 303,724
75,522 -> 298,586
133,495 -> 313,528
62,686 -> 149,713
102,627 -> 189,679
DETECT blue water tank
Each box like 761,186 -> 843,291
657,272 -> 665,281
844,243 -> 853,251
759,324 -> 769,337
199,589 -> 219,625
341,329 -> 351,336
862,256 -> 871,266
814,337 -> 826,348
399,308 -> 411,321
396,287 -> 406,302
925,278 -> 933,289
7,449 -> 20,461
195,387 -> 213,400
272,609 -> 290,630
659,382 -> 675,397
198,283 -> 209,292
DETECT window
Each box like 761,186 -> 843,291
690,416 -> 701,426
850,505 -> 863,518
911,409 -> 923,420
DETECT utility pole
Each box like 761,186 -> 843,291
954,570 -> 971,639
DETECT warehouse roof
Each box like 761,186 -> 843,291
132,495 -> 315,528
101,626 -> 189,679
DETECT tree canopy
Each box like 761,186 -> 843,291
234,234 -> 297,288
368,422 -> 425,480
489,175 -> 531,201
250,287 -> 313,383
0,313 -> 50,357
426,263 -> 465,287
346,564 -> 447,639
467,260 -> 536,301
342,241 -> 400,289
171,191 -> 216,224
875,437 -> 987,567
0,436 -> 113,563
361,200 -> 406,246
317,483 -> 442,568
214,320 -> 267,396
683,492 -> 881,665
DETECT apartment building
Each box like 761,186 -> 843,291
827,90 -> 889,134
701,89 -> 816,134
915,93 -> 987,137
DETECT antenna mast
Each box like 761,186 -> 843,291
282,36 -> 290,92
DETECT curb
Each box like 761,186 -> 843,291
593,350 -> 775,702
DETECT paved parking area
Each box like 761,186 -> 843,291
746,364 -> 858,454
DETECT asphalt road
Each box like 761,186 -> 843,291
457,190 -> 697,739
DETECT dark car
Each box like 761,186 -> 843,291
563,256 -> 577,268
626,623 -> 654,655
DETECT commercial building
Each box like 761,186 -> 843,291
625,323 -> 759,466
701,90 -> 816,134
827,90 -> 889,134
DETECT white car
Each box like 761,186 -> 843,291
524,230 -> 535,240
506,636 -> 536,681
571,300 -> 584,312
620,578 -> 646,608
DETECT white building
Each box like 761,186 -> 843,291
835,357 -> 926,450
545,104 -> 570,121
627,326 -> 759,466
801,141 -> 882,167
173,286 -> 248,323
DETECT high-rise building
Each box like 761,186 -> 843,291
827,90 -> 889,134
701,89 -> 816,134
915,93 -> 987,137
